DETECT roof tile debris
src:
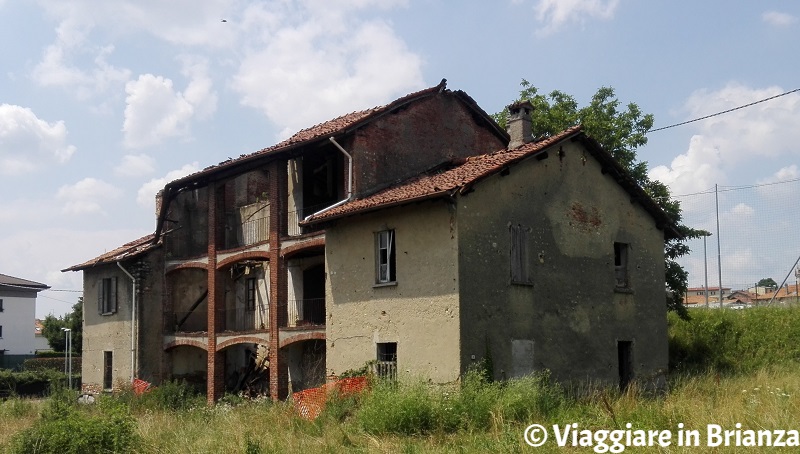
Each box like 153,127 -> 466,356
62,233 -> 159,271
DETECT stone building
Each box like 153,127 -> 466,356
66,83 -> 677,400
65,80 -> 509,401
306,102 -> 679,390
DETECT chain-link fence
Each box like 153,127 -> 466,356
673,178 -> 800,305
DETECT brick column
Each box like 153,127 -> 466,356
268,160 -> 288,400
206,184 -> 225,404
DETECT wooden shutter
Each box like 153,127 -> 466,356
110,276 -> 118,314
98,281 -> 105,314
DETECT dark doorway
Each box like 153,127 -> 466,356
302,264 -> 326,325
617,341 -> 633,391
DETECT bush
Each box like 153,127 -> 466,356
669,306 -> 800,374
23,357 -> 81,373
358,380 -> 437,435
117,379 -> 204,413
10,386 -> 139,453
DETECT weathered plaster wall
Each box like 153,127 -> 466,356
457,140 -> 668,388
325,201 -> 461,382
349,93 -> 506,198
82,264 -> 134,391
165,187 -> 209,260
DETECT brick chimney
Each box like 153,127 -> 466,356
155,189 -> 164,220
506,100 -> 534,149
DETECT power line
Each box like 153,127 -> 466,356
647,87 -> 800,133
43,289 -> 83,293
670,176 -> 800,199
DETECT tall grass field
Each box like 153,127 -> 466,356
3,306 -> 800,453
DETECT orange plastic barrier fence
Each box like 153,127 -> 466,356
293,376 -> 369,420
132,378 -> 152,395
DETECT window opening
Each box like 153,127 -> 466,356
614,242 -> 629,288
375,342 -> 397,380
103,351 -> 113,390
376,230 -> 396,284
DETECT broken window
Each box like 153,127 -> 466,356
246,278 -> 256,311
511,225 -> 533,285
376,230 -> 396,284
375,342 -> 397,380
103,351 -> 113,390
614,242 -> 629,289
98,277 -> 118,315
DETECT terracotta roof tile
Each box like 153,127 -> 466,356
174,81 -> 452,185
62,233 -> 160,271
304,126 -> 583,223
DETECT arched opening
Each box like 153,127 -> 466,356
282,339 -> 325,393
219,342 -> 270,397
167,344 -> 207,393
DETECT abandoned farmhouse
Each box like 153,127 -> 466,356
65,80 -> 679,402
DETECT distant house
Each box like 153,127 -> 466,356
65,81 -> 678,400
0,274 -> 50,366
752,284 -> 799,304
683,286 -> 732,305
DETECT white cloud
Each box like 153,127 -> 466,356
232,4 -> 423,140
730,203 -> 754,217
56,177 -> 122,215
762,11 -> 797,27
533,0 -> 620,35
122,57 -> 217,148
114,153 -> 156,177
0,104 -> 76,174
136,162 -> 200,210
650,83 -> 800,196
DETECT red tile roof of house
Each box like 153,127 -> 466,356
303,126 -> 583,223
168,79 -> 504,188
62,234 -> 159,272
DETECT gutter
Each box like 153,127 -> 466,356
304,137 -> 354,221
117,261 -> 137,383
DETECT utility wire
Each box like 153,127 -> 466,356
648,88 -> 800,133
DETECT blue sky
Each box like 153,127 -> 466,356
1,1 -> 798,317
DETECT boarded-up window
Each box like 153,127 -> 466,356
98,277 -> 118,315
375,230 -> 396,284
511,225 -> 533,285
614,242 -> 629,288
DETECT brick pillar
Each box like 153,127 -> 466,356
268,160 -> 288,400
206,184 -> 224,404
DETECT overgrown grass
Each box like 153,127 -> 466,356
3,306 -> 800,453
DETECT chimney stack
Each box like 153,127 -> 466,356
506,100 -> 534,149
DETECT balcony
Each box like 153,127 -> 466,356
224,202 -> 270,249
280,298 -> 325,328
168,304 -> 269,333
287,209 -> 325,237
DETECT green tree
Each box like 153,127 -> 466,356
41,298 -> 83,353
495,81 -> 700,317
757,278 -> 777,289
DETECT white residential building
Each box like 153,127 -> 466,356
0,273 -> 50,357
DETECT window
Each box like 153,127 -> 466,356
98,277 -> 118,315
103,351 -> 113,390
375,342 -> 397,380
614,242 -> 629,288
0,299 -> 3,312
0,326 -> 3,338
245,278 -> 256,311
510,225 -> 533,285
375,230 -> 396,284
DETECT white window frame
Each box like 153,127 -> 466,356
375,229 -> 396,285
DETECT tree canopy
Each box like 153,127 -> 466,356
495,81 -> 700,316
41,298 -> 82,353
757,278 -> 778,289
